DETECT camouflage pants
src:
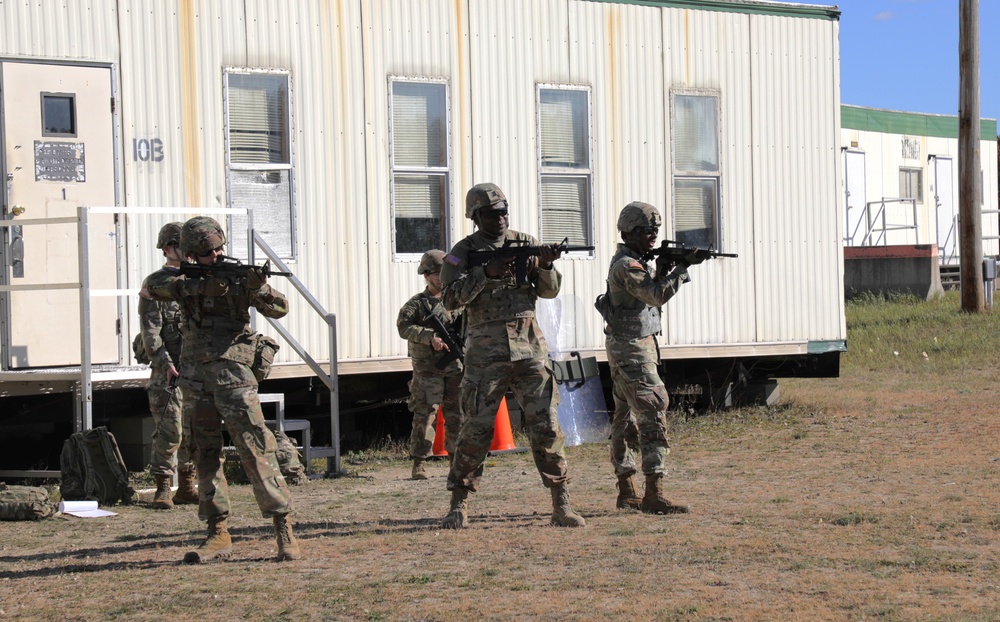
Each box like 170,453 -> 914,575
408,369 -> 463,458
146,367 -> 194,476
609,362 -> 671,477
447,358 -> 568,492
178,359 -> 293,522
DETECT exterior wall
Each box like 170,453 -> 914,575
0,0 -> 846,381
841,105 -> 1000,260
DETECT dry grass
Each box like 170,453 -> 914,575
4,293 -> 1000,621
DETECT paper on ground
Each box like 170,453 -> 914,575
58,500 -> 118,518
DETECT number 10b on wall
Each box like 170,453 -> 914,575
132,138 -> 164,162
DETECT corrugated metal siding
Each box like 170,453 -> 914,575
663,8 -> 757,347
0,0 -> 118,60
239,0 -> 367,364
750,12 -> 842,343
362,0 -> 465,362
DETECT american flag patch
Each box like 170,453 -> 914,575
444,253 -> 462,266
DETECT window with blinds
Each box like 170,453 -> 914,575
224,70 -> 295,260
671,92 -> 721,248
898,167 -> 923,204
537,86 -> 592,248
390,79 -> 450,256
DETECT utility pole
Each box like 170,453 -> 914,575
959,0 -> 983,311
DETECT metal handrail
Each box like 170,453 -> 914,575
251,230 -> 340,476
859,198 -> 918,247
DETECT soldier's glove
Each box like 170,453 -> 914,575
246,266 -> 267,290
682,250 -> 705,266
202,277 -> 230,297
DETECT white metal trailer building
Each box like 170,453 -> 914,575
841,104 -> 999,264
0,0 -> 846,469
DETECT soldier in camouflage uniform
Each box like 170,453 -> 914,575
597,202 -> 703,514
438,182 -> 585,529
138,222 -> 198,509
147,216 -> 301,563
396,250 -> 464,480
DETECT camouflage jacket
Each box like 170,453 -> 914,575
604,243 -> 689,366
441,229 -> 559,364
146,270 -> 289,365
396,288 -> 464,375
138,266 -> 184,370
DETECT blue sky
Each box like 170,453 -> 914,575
832,0 -> 999,128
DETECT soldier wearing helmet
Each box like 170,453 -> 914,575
437,183 -> 585,530
137,222 -> 198,509
396,249 -> 465,480
146,215 -> 301,564
596,201 -> 703,515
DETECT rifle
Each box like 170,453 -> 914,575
641,240 -> 738,265
178,256 -> 292,291
423,313 -> 465,370
466,237 -> 595,285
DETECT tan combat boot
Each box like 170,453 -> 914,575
273,514 -> 302,562
183,517 -> 233,563
441,488 -> 469,529
615,474 -> 642,510
550,485 -> 586,527
411,458 -> 429,480
150,474 -> 174,510
640,474 -> 690,515
172,468 -> 199,505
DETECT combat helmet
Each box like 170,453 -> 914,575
179,216 -> 227,256
156,222 -> 183,249
617,201 -> 662,233
465,183 -> 508,219
417,250 -> 446,275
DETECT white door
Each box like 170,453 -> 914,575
844,150 -> 867,246
934,157 -> 956,264
1,62 -> 118,368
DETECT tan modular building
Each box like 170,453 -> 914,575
0,0 -> 847,469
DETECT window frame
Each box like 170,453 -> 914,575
388,76 -> 452,261
898,167 -> 924,204
223,67 -> 297,262
536,83 -> 595,254
40,92 -> 77,138
669,89 -> 724,250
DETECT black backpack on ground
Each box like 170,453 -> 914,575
59,426 -> 135,506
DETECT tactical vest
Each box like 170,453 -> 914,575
598,250 -> 662,339
180,294 -> 254,364
604,302 -> 661,339
466,281 -> 536,327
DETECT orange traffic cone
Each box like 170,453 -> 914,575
432,406 -> 448,457
488,397 -> 525,455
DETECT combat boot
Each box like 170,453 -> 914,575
411,458 -> 429,480
273,514 -> 302,561
441,488 -> 469,529
150,474 -> 174,510
183,517 -> 233,563
550,485 -> 586,527
615,474 -> 642,510
640,474 -> 689,515
172,468 -> 199,505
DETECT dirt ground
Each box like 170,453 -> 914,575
3,368 -> 1000,621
